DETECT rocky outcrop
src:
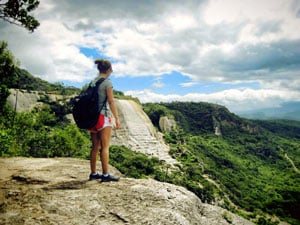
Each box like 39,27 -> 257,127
159,116 -> 176,132
0,157 -> 254,225
7,89 -> 68,112
112,100 -> 179,167
7,89 -> 41,112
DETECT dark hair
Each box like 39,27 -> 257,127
95,59 -> 112,73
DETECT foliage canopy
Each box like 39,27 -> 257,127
0,0 -> 40,32
144,102 -> 300,225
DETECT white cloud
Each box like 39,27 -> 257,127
152,81 -> 165,88
125,88 -> 300,112
180,82 -> 198,87
1,0 -> 300,111
204,0 -> 292,25
3,0 -> 300,82
1,14 -> 95,83
164,11 -> 197,31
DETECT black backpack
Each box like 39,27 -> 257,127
72,78 -> 106,129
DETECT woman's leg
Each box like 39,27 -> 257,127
90,132 -> 101,174
99,126 -> 112,174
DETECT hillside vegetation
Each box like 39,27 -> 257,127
143,102 -> 300,225
1,42 -> 299,225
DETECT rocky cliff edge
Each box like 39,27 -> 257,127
0,157 -> 253,225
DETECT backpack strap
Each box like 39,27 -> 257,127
95,77 -> 105,88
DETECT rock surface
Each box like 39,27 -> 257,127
7,89 -> 69,112
112,100 -> 179,167
0,157 -> 254,225
7,89 -> 41,112
159,116 -> 176,132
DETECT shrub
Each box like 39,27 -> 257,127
109,145 -> 163,179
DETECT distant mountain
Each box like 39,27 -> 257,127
144,101 -> 263,137
237,102 -> 300,121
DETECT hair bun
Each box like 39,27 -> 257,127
95,59 -> 112,73
94,59 -> 103,65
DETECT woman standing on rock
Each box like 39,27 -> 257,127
88,59 -> 120,182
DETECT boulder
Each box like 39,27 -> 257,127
159,116 -> 176,132
7,89 -> 40,112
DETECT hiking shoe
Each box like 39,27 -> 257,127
89,173 -> 102,180
101,174 -> 120,182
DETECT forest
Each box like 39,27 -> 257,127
1,41 -> 300,225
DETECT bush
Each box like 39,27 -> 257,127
0,127 -> 14,156
109,145 -> 163,179
0,104 -> 90,158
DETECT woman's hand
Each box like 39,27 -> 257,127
115,118 -> 120,129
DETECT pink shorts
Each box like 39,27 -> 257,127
89,114 -> 112,133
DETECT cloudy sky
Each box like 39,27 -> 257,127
1,0 -> 300,113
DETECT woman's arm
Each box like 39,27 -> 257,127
106,87 -> 120,129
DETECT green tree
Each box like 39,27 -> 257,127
143,103 -> 170,128
0,41 -> 17,114
0,0 -> 40,32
